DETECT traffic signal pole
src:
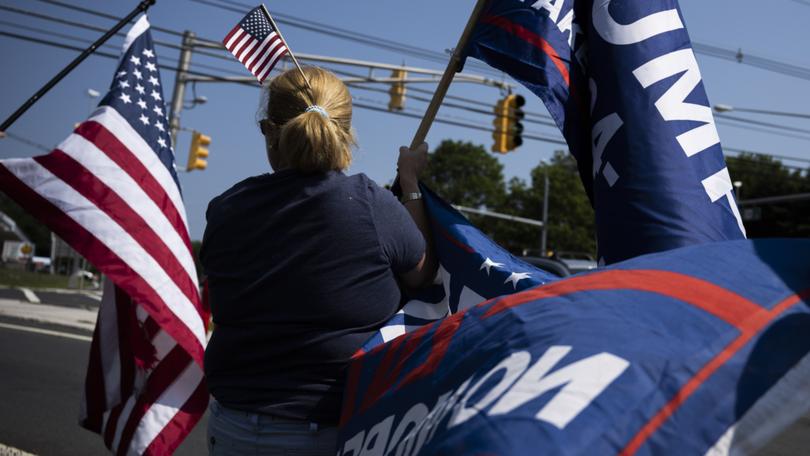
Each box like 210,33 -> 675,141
541,170 -> 549,254
169,30 -> 194,146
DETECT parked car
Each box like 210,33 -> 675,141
555,251 -> 598,274
518,256 -> 571,278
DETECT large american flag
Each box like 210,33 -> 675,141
223,5 -> 288,84
0,16 -> 208,455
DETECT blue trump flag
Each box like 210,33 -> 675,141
360,186 -> 559,351
464,0 -> 746,264
333,1 -> 810,454
338,238 -> 810,455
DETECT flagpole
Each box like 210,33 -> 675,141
259,4 -> 312,91
0,0 -> 157,133
408,0 -> 488,149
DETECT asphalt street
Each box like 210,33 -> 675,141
0,319 -> 208,455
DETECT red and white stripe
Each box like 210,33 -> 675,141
0,109 -> 207,453
78,282 -> 207,455
223,24 -> 288,84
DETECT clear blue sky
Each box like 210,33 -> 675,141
1,0 -> 809,240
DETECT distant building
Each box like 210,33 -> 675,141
0,211 -> 35,266
50,233 -> 87,275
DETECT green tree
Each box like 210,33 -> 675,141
540,151 -> 596,255
422,141 -> 596,257
422,140 -> 506,208
727,153 -> 810,237
492,151 -> 595,256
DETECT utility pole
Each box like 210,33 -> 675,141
169,30 -> 194,146
541,169 -> 549,255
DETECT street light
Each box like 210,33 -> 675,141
713,103 -> 810,120
733,180 -> 743,200
86,88 -> 100,114
539,160 -> 550,255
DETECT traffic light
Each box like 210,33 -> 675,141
388,69 -> 407,111
506,94 -> 525,151
186,130 -> 210,171
492,94 -> 525,153
492,98 -> 509,153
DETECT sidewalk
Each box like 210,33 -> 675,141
0,297 -> 96,333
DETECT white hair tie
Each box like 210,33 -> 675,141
305,105 -> 329,118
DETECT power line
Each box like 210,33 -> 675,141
196,0 -> 810,83
3,10 -> 807,159
0,29 -> 565,148
333,68 -> 561,130
32,0 -> 184,38
351,99 -> 566,145
0,5 -> 249,77
0,30 -> 261,87
187,0 -> 506,78
716,114 -> 810,136
30,0 -> 810,85
724,147 -> 810,165
12,1 -> 526,118
0,10 -> 519,126
2,131 -> 52,152
716,120 -> 810,142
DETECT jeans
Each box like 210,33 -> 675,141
207,400 -> 338,455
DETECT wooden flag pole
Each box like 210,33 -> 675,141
260,4 -> 312,91
408,0 -> 489,149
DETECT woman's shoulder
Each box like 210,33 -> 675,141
342,173 -> 406,216
343,172 -> 389,194
206,173 -> 273,219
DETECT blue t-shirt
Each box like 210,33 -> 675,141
201,169 -> 425,424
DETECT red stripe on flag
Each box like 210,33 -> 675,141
619,287 -> 810,455
102,287 -> 138,448
143,378 -> 208,456
75,122 -> 193,253
263,49 -> 288,77
358,321 -> 443,413
117,287 -> 138,391
143,316 -> 161,341
81,321 -> 107,433
0,165 -> 205,367
482,269 -> 762,330
115,347 -> 193,455
358,335 -> 411,413
246,38 -> 275,72
396,314 -> 464,390
103,404 -> 124,449
437,225 -> 475,254
480,14 -> 570,87
230,33 -> 251,58
241,41 -> 265,68
34,151 -> 202,319
340,352 -> 366,426
222,25 -> 241,48
251,41 -> 284,78
236,37 -> 258,62
249,35 -> 282,72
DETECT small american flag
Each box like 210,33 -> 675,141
223,5 -> 288,84
0,16 -> 207,455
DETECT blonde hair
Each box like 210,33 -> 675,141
264,66 -> 356,172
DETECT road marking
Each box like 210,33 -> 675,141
0,322 -> 91,342
0,443 -> 36,456
16,288 -> 40,304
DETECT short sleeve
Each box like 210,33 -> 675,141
367,180 -> 426,274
